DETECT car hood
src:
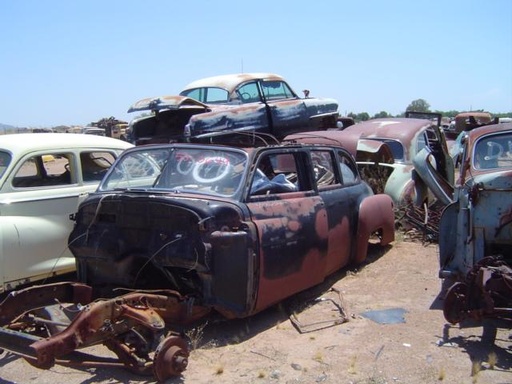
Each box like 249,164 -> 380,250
73,191 -> 242,226
466,170 -> 512,189
127,95 -> 210,113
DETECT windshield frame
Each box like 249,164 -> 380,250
472,131 -> 512,171
99,144 -> 249,198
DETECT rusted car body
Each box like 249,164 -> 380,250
445,111 -> 493,140
286,117 -> 454,208
128,73 -> 339,145
414,122 -> 512,328
0,141 -> 394,380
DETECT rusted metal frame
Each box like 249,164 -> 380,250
18,296 -> 166,369
0,330 -> 130,369
444,257 -> 512,324
0,282 -> 92,326
0,287 -> 209,371
0,327 -> 42,357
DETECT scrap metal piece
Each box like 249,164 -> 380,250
289,288 -> 348,333
0,281 -> 92,327
396,201 -> 443,243
361,308 -> 407,324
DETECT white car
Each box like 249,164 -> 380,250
0,133 -> 133,293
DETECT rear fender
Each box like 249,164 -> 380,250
354,194 -> 395,264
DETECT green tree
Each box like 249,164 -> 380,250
439,110 -> 460,119
406,99 -> 431,113
373,111 -> 390,119
347,112 -> 370,122
356,112 -> 370,121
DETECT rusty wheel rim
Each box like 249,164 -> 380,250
153,335 -> 189,381
443,282 -> 468,325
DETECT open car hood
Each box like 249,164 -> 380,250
128,95 -> 209,113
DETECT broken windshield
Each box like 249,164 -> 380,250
153,147 -> 247,196
99,146 -> 248,197
99,148 -> 170,191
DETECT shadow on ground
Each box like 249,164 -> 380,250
184,242 -> 394,351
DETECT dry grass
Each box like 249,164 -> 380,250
185,321 -> 209,350
348,355 -> 357,374
488,351 -> 498,369
214,365 -> 224,375
438,366 -> 446,381
312,350 -> 324,363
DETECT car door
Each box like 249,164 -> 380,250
236,80 -> 310,139
0,151 -> 78,290
311,148 -> 358,275
233,81 -> 272,131
413,147 -> 455,205
259,79 -> 309,138
245,149 -> 329,313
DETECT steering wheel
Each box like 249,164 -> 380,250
240,92 -> 252,102
192,157 -> 231,184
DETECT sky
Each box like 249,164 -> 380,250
1,0 -> 511,127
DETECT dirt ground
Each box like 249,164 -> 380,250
1,237 -> 512,384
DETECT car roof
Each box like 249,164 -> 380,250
125,141 -> 357,161
455,111 -> 492,119
0,133 -> 133,154
181,73 -> 285,94
344,118 -> 432,143
467,122 -> 512,142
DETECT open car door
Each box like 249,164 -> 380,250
413,147 -> 454,205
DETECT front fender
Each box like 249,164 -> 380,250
188,104 -> 269,138
0,216 -> 75,292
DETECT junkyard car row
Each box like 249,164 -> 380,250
0,139 -> 395,380
0,72 -> 511,381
